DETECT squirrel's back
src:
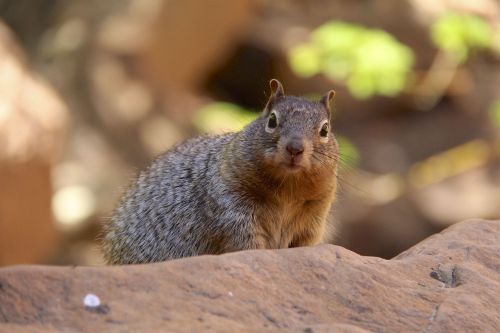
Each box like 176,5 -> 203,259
102,79 -> 339,264
103,134 -> 236,263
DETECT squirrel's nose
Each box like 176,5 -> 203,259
286,140 -> 304,156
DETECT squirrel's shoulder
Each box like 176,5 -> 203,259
158,132 -> 236,159
125,132 -> 238,197
180,132 -> 236,150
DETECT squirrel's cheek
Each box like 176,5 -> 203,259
301,153 -> 313,169
260,148 -> 280,167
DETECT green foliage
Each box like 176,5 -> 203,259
288,21 -> 414,99
194,102 -> 257,134
489,100 -> 500,129
431,12 -> 493,62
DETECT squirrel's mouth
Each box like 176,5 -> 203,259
281,156 -> 304,171
287,165 -> 302,173
273,146 -> 309,173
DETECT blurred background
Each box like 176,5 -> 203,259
0,0 -> 499,266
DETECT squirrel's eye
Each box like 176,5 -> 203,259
320,122 -> 329,137
268,112 -> 278,128
266,112 -> 278,132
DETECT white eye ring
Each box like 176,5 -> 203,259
265,110 -> 279,133
319,119 -> 329,143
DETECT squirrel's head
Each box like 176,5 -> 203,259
255,79 -> 338,177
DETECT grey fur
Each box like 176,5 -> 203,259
102,80 -> 339,264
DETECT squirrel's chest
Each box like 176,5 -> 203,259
255,200 -> 315,248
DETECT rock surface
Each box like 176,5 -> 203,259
0,219 -> 499,333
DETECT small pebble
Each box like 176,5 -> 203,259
228,291 -> 234,297
83,293 -> 101,308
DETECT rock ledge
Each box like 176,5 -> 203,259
1,219 -> 499,332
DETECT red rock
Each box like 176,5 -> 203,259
0,21 -> 67,265
0,219 -> 499,332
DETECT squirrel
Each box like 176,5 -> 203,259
102,79 -> 339,264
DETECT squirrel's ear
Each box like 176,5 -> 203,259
320,90 -> 336,114
264,79 -> 284,113
269,79 -> 284,98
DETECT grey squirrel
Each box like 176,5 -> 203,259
102,79 -> 339,264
